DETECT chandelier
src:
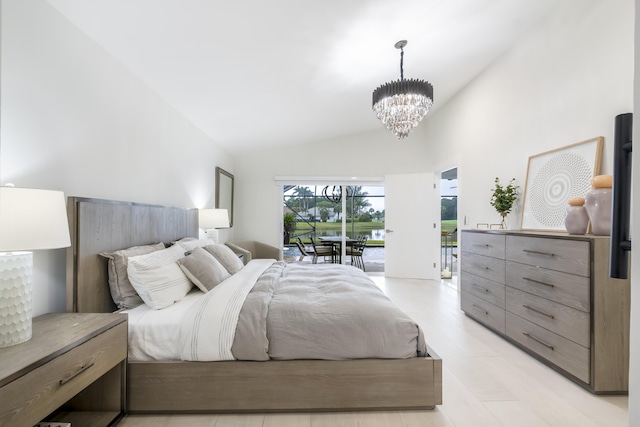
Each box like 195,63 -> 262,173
372,40 -> 434,139
322,186 -> 352,203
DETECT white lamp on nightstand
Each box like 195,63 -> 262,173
0,186 -> 71,347
198,208 -> 229,243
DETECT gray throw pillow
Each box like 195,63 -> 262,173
177,247 -> 231,292
204,244 -> 244,275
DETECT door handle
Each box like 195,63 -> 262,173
610,112 -> 632,279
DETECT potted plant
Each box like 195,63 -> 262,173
283,212 -> 297,244
490,177 -> 519,229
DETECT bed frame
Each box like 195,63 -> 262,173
66,196 -> 442,413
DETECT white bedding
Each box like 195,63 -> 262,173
124,289 -> 201,361
179,259 -> 275,361
124,259 -> 275,361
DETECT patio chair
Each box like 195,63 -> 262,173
295,237 -> 315,262
310,237 -> 336,264
347,235 -> 368,270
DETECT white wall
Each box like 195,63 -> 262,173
0,0 -> 233,315
234,126 -> 435,245
425,0 -> 634,230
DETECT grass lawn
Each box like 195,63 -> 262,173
442,220 -> 458,246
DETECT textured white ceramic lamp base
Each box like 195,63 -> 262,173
204,228 -> 220,243
0,252 -> 33,347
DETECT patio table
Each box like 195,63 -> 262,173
319,236 -> 354,264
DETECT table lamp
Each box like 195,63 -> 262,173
0,187 -> 71,347
198,208 -> 229,243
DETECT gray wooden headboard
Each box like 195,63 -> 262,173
66,197 -> 198,313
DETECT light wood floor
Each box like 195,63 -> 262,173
120,275 -> 628,427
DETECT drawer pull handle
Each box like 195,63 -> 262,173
472,304 -> 489,315
523,304 -> 555,319
522,277 -> 555,288
522,249 -> 555,257
472,263 -> 490,270
472,243 -> 491,248
522,332 -> 554,350
60,362 -> 95,386
473,284 -> 490,293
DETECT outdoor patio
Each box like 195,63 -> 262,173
283,245 -> 385,272
282,245 -> 458,276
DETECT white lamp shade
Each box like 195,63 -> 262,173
0,187 -> 71,251
199,208 -> 230,229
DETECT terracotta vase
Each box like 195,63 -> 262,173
564,197 -> 589,235
584,175 -> 612,236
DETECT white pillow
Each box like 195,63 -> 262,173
99,242 -> 165,309
127,244 -> 193,309
205,244 -> 244,275
176,247 -> 231,292
176,238 -> 217,252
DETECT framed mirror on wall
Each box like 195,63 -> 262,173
215,167 -> 234,227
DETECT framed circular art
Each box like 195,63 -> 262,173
521,137 -> 603,231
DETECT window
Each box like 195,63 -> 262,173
283,185 -> 385,245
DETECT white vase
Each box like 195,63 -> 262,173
584,175 -> 612,236
564,197 -> 589,235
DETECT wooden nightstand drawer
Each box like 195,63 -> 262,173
0,314 -> 127,427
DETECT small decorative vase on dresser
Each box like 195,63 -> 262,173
460,229 -> 630,393
564,197 -> 589,235
584,174 -> 613,236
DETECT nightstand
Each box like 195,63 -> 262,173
0,313 -> 127,427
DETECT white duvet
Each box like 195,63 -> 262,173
124,259 -> 275,361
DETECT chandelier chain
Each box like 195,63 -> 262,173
400,48 -> 404,80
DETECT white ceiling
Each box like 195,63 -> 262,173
45,0 -> 563,154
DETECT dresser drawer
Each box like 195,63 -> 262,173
506,287 -> 590,347
0,322 -> 127,427
506,236 -> 590,276
461,291 -> 505,334
461,271 -> 505,308
461,232 -> 505,259
506,312 -> 589,383
461,252 -> 505,283
506,261 -> 590,312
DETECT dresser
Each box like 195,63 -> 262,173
460,229 -> 630,393
0,313 -> 127,426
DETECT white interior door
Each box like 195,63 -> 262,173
385,173 -> 437,279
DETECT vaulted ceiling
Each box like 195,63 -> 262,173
45,0 -> 563,154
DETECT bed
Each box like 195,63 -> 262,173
65,196 -> 442,413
